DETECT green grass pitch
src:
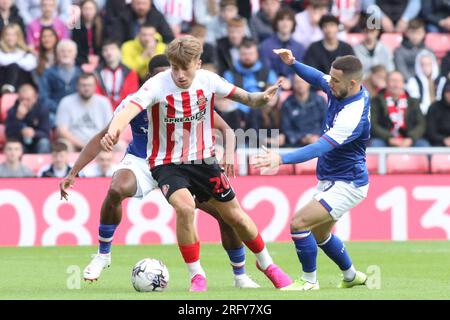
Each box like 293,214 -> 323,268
1,241 -> 449,300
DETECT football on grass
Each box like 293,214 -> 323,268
131,258 -> 169,292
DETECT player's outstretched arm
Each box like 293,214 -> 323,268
273,49 -> 329,91
102,103 -> 141,152
253,137 -> 335,169
228,79 -> 282,109
60,124 -> 110,200
213,112 -> 236,177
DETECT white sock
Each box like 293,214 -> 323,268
187,261 -> 205,279
302,271 -> 317,284
255,247 -> 273,270
234,274 -> 247,280
343,265 -> 356,281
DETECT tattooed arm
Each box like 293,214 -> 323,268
227,79 -> 282,108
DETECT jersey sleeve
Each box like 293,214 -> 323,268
208,71 -> 237,98
129,77 -> 159,110
114,95 -> 133,116
322,98 -> 366,147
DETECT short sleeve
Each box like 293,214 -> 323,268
129,77 -> 159,110
322,99 -> 366,146
208,71 -> 236,98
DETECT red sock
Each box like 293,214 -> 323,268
178,242 -> 200,263
243,233 -> 265,254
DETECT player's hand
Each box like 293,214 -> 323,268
273,49 -> 295,65
60,174 -> 76,200
100,131 -> 119,152
253,145 -> 282,169
263,79 -> 282,103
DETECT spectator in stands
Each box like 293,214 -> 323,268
5,84 -> 51,154
394,18 -> 429,81
216,17 -> 247,75
81,151 -> 116,177
0,0 -> 26,35
56,73 -> 112,151
303,15 -> 354,74
0,139 -> 34,177
34,26 -> 58,78
406,49 -> 447,115
250,0 -> 281,43
104,0 -> 174,44
0,23 -> 37,93
153,0 -> 193,36
370,71 -> 429,147
292,0 -> 329,49
259,7 -> 305,89
420,0 -> 450,33
441,51 -> 450,79
71,0 -> 103,68
331,0 -> 362,32
38,140 -> 72,177
26,0 -> 69,51
426,80 -> 450,146
96,40 -> 139,110
366,0 -> 421,33
223,38 -> 278,135
39,39 -> 81,127
280,75 -> 327,147
189,24 -> 216,71
353,19 -> 395,77
16,0 -> 71,25
121,23 -> 166,82
193,0 -> 218,26
205,0 -> 251,45
363,64 -> 387,97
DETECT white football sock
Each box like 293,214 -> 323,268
187,261 -> 205,279
255,247 -> 273,270
302,271 -> 317,284
343,265 -> 356,281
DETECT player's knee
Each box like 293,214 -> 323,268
290,215 -> 310,232
174,203 -> 196,222
107,185 -> 127,203
222,208 -> 245,227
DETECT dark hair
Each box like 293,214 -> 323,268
319,14 -> 340,29
239,38 -> 257,49
80,0 -> 103,49
37,26 -> 59,75
141,21 -> 156,31
332,55 -> 363,80
272,8 -> 296,33
5,138 -> 23,146
407,18 -> 425,31
77,72 -> 97,82
101,38 -> 121,49
52,140 -> 69,153
146,54 -> 170,79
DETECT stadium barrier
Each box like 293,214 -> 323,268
1,175 -> 450,247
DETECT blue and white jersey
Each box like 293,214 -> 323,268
291,62 -> 370,187
114,95 -> 149,159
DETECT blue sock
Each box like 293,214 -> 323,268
226,246 -> 246,276
98,224 -> 118,254
291,231 -> 317,273
318,234 -> 352,271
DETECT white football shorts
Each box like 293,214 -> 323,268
113,153 -> 158,199
314,180 -> 369,221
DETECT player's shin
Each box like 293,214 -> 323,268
291,231 -> 318,283
318,234 -> 356,281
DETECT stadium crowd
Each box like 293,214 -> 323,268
0,0 -> 450,177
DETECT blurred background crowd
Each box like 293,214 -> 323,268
0,0 -> 450,178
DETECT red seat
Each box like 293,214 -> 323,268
366,154 -> 379,174
21,154 -> 53,175
345,33 -> 364,46
294,158 -> 317,175
0,123 -> 5,149
425,33 -> 450,60
431,154 -> 450,174
248,155 -> 294,175
0,93 -> 18,123
380,33 -> 403,52
386,154 -> 429,174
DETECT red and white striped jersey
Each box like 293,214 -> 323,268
129,69 -> 236,168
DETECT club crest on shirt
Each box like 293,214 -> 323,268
196,93 -> 208,109
162,184 -> 170,196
